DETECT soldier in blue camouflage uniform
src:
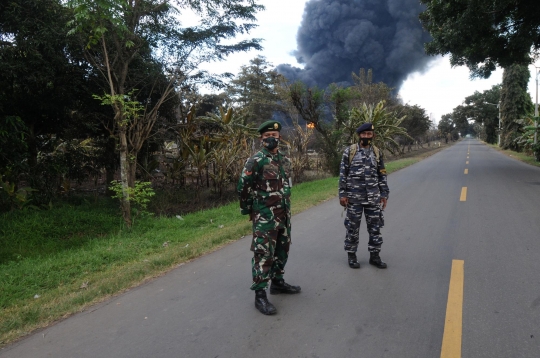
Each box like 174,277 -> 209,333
237,120 -> 301,315
339,122 -> 389,269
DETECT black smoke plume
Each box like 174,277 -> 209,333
277,0 -> 432,89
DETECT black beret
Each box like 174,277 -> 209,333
258,120 -> 281,134
356,122 -> 375,134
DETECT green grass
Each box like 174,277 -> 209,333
486,143 -> 540,167
0,151 -> 429,346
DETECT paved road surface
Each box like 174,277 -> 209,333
2,139 -> 540,357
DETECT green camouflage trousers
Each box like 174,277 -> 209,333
250,228 -> 290,290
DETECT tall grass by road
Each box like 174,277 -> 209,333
0,153 -> 435,346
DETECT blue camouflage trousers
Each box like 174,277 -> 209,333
344,202 -> 383,253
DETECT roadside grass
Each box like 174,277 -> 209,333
0,147 -> 441,346
486,143 -> 540,167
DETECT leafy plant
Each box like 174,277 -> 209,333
109,180 -> 155,221
347,101 -> 410,156
514,116 -> 540,161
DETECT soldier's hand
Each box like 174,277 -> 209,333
339,197 -> 348,207
381,197 -> 388,210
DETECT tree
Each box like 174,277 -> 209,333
420,0 -> 540,78
396,104 -> 432,150
499,64 -> 534,150
287,82 -> 342,174
68,0 -> 263,226
228,56 -> 280,125
349,69 -> 396,107
462,85 -> 501,144
0,0 -> 89,168
438,115 -> 454,142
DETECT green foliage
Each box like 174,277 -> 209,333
420,0 -> 539,77
67,0 -> 132,48
347,101 -> 410,156
109,180 -> 155,217
228,56 -> 280,125
0,181 -> 36,212
438,115 -> 455,141
93,91 -> 144,127
462,86 -> 502,144
514,117 -> 540,160
0,116 -> 28,181
349,69 -> 396,107
396,104 -> 432,142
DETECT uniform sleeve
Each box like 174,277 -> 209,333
237,156 -> 256,215
338,148 -> 350,199
377,157 -> 390,199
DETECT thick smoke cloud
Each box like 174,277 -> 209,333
277,0 -> 432,89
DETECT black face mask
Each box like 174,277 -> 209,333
262,137 -> 279,150
360,137 -> 372,146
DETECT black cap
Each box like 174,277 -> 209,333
356,122 -> 374,134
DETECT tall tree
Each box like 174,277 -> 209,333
228,56 -> 280,125
349,69 -> 396,108
462,85 -> 502,144
397,104 -> 432,143
68,0 -> 263,226
420,0 -> 540,78
499,64 -> 534,150
438,114 -> 455,142
0,0 -> 89,168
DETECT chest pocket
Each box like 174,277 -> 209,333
348,153 -> 365,178
260,165 -> 280,192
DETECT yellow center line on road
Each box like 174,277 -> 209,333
460,187 -> 467,201
464,169 -> 468,174
466,161 -> 469,164
440,259 -> 464,358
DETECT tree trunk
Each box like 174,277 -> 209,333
128,154 -> 137,188
118,129 -> 132,227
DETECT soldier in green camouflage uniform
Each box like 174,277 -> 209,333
237,120 -> 301,315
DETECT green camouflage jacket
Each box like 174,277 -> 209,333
237,147 -> 292,235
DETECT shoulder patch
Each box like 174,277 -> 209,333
244,157 -> 255,172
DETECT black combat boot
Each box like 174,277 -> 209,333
255,290 -> 277,315
348,252 -> 360,268
270,278 -> 301,295
369,252 -> 387,269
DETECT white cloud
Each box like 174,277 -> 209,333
398,57 -> 504,123
197,0 -> 305,76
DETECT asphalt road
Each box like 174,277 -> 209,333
2,139 -> 540,358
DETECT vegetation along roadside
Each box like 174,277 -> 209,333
0,143 -> 451,346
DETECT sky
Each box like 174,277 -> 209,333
197,0 -> 539,125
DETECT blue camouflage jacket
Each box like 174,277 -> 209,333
338,144 -> 390,204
